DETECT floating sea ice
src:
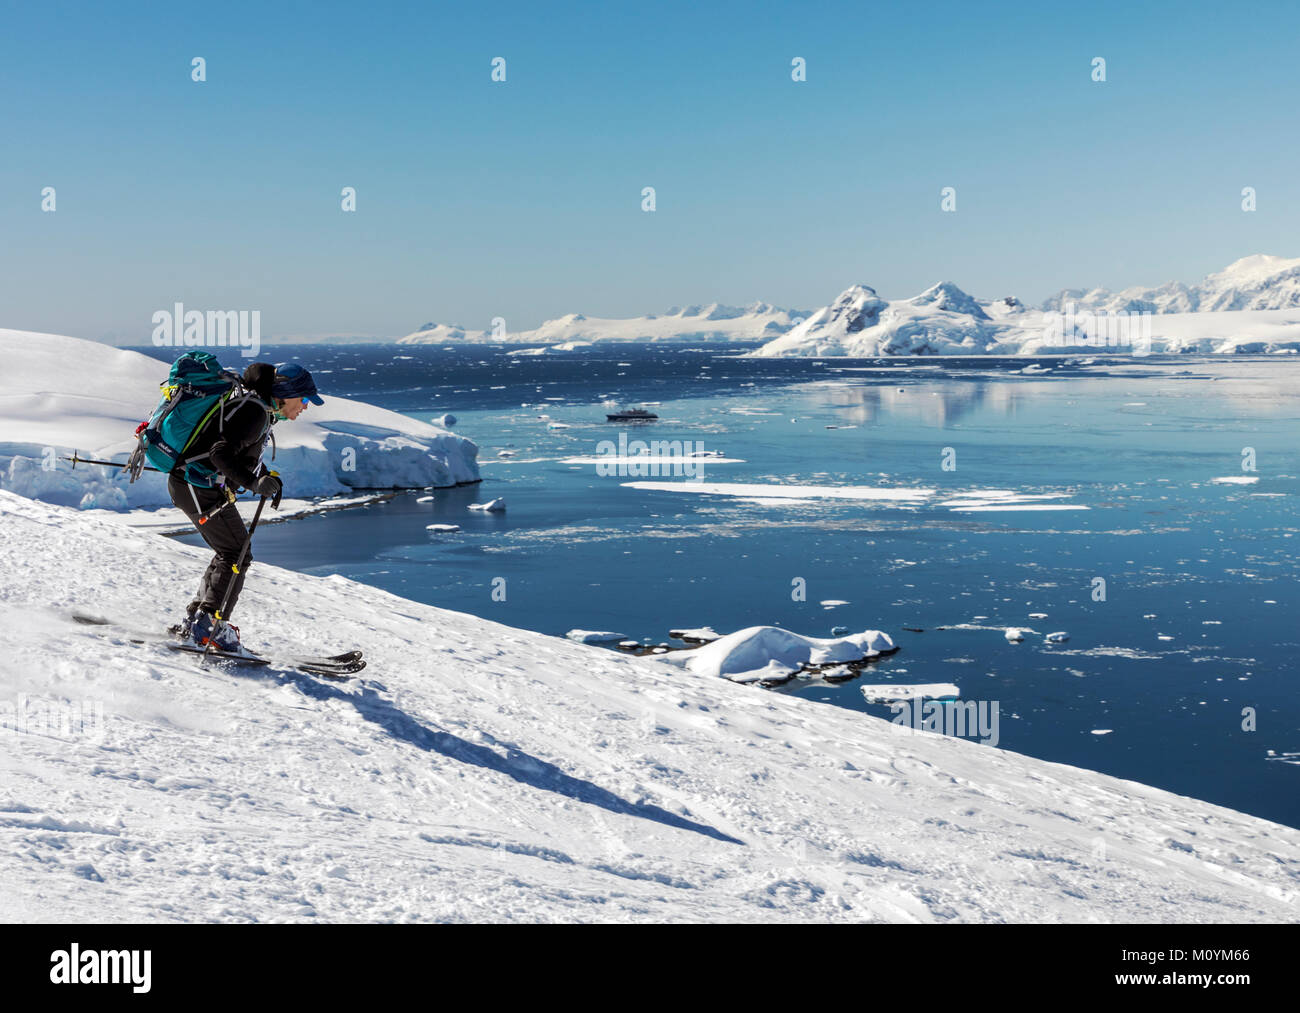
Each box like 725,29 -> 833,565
437,413 -> 457,427
1044,631 -> 1069,643
1005,628 -> 1027,642
668,627 -> 720,643
425,523 -> 461,532
1028,612 -> 1048,619
861,683 -> 960,703
659,625 -> 895,683
820,599 -> 850,607
1091,729 -> 1113,736
831,626 -> 849,636
416,495 -> 434,503
469,498 -> 506,512
566,630 -> 627,644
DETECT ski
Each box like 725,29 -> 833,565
165,643 -> 362,679
70,612 -> 366,679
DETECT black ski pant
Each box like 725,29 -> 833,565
168,474 -> 251,619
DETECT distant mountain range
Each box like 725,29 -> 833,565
1041,255 -> 1300,314
758,255 -> 1300,356
399,256 -> 1300,355
397,302 -> 808,345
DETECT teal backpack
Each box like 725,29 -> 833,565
126,351 -> 264,487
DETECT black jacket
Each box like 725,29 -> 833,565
182,362 -> 277,490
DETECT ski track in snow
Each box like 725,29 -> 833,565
1,490 -> 1298,923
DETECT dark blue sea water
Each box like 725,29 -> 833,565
132,342 -> 1300,830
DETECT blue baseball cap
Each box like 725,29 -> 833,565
271,363 -> 324,406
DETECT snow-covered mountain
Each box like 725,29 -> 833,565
754,256 -> 1300,357
1041,255 -> 1300,315
398,302 -> 807,345
401,322 -> 485,342
397,256 -> 1300,356
0,329 -> 480,509
756,283 -> 1008,356
4,488 -> 1300,922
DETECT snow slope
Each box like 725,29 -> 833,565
398,303 -> 807,345
0,329 -> 479,509
2,490 -> 1298,923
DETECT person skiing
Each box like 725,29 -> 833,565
170,361 -> 324,651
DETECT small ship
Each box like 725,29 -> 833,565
605,407 -> 659,422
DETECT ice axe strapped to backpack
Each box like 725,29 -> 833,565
125,350 -> 267,487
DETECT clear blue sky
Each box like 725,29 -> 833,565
2,0 -> 1297,341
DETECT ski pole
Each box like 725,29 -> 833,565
200,494 -> 268,666
65,454 -> 224,521
63,454 -> 162,473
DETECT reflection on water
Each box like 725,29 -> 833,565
818,381 -> 1023,427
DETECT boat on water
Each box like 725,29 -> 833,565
606,407 -> 658,422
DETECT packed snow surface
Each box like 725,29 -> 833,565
0,329 -> 479,509
3,492 -> 1300,923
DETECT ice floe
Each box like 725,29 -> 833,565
655,625 -> 896,684
566,630 -> 628,644
861,683 -> 961,703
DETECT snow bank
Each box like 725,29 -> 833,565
0,329 -> 479,509
658,625 -> 897,683
3,490 -> 1300,923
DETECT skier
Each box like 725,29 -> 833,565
170,361 -> 324,651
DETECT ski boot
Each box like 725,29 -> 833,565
169,602 -> 201,641
190,611 -> 245,654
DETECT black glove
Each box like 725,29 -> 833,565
253,472 -> 283,509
